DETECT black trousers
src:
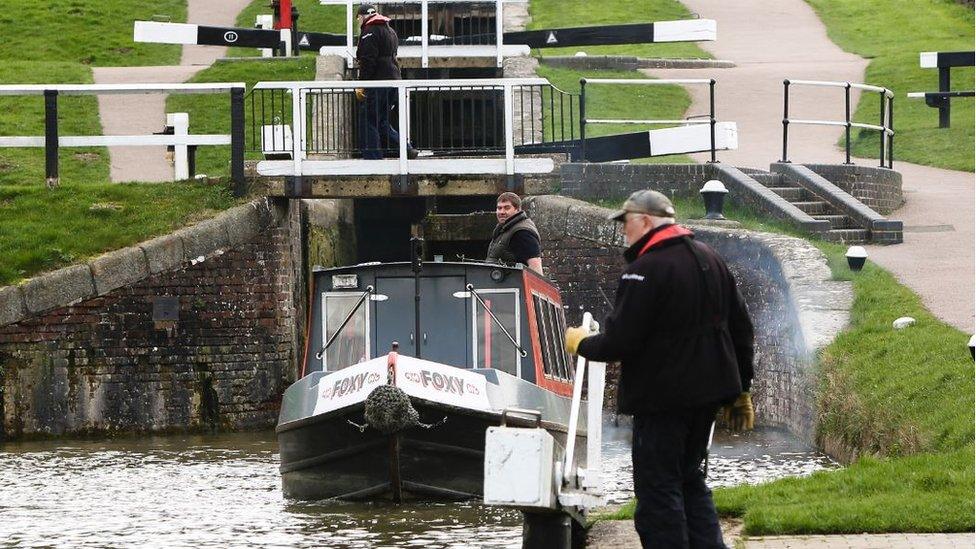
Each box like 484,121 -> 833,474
632,407 -> 726,549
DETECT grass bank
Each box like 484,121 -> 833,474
806,0 -> 974,171
595,208 -> 975,533
527,0 -> 711,59
0,0 -> 185,66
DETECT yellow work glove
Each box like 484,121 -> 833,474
355,88 -> 366,102
722,392 -> 754,432
564,326 -> 589,356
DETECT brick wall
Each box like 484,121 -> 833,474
525,195 -> 852,443
801,164 -> 903,215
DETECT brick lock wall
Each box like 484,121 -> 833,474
0,226 -> 298,438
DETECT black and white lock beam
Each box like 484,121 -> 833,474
133,21 -> 345,52
503,19 -> 715,49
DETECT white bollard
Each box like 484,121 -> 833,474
256,15 -> 274,57
166,112 -> 189,181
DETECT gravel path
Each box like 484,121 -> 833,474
94,0 -> 252,183
645,0 -> 974,333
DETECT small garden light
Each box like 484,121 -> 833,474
845,246 -> 867,271
699,179 -> 729,220
969,334 -> 975,360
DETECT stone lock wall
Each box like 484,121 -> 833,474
0,198 -> 354,439
524,195 -> 852,442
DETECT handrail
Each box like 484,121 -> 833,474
579,77 -> 721,162
0,83 -> 247,194
781,78 -> 894,168
253,77 -> 549,89
319,0 -> 528,68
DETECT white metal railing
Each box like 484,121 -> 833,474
252,78 -> 556,177
782,79 -> 894,168
0,83 -> 247,192
319,0 -> 529,68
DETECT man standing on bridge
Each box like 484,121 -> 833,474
564,190 -> 755,548
355,4 -> 418,160
486,192 -> 544,275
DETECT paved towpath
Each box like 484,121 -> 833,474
646,0 -> 974,333
94,0 -> 252,183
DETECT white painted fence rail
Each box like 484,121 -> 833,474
252,78 -> 555,177
0,83 -> 247,193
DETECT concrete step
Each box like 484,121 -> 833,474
812,214 -> 857,230
750,173 -> 786,187
792,201 -> 831,215
826,228 -> 870,243
769,186 -> 813,202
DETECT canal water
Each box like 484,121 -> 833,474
0,426 -> 835,548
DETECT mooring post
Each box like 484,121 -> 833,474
521,511 -> 571,549
230,86 -> 246,197
43,89 -> 59,188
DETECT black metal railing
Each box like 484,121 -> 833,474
782,79 -> 894,168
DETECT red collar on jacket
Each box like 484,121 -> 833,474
362,13 -> 391,26
629,223 -> 694,259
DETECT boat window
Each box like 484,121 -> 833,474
474,289 -> 520,377
533,293 -> 573,382
322,292 -> 370,372
533,295 -> 553,377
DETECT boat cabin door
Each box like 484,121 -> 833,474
374,276 -> 469,366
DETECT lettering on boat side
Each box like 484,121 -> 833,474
396,357 -> 492,410
312,358 -> 389,415
322,371 -> 382,399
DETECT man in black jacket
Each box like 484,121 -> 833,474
565,189 -> 755,548
355,4 -> 417,159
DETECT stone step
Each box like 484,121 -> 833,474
792,200 -> 831,215
826,228 -> 870,243
812,214 -> 857,230
769,186 -> 813,202
750,173 -> 786,187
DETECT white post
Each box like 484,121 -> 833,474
398,85 -> 409,174
495,0 -> 504,68
503,84 -> 514,175
346,0 -> 355,68
421,0 -> 429,69
167,112 -> 189,180
279,28 -> 293,57
564,355 -> 586,486
256,15 -> 274,57
583,360 -> 606,490
291,85 -> 304,176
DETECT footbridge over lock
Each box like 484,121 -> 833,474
246,76 -> 738,199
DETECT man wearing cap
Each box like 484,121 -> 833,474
355,4 -> 418,160
486,192 -> 543,275
564,190 -> 755,548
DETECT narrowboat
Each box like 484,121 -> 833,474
276,254 -> 586,501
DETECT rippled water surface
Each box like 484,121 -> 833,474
0,426 -> 835,548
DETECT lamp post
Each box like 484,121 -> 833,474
699,179 -> 728,220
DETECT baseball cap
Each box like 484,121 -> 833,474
357,4 -> 377,16
608,189 -> 676,221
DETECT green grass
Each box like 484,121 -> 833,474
0,181 -> 239,285
596,224 -> 975,534
536,65 -> 695,163
806,0 -> 975,171
165,57 -> 317,177
0,0 -> 185,66
527,0 -> 711,59
0,61 -> 107,187
229,0 -> 348,57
